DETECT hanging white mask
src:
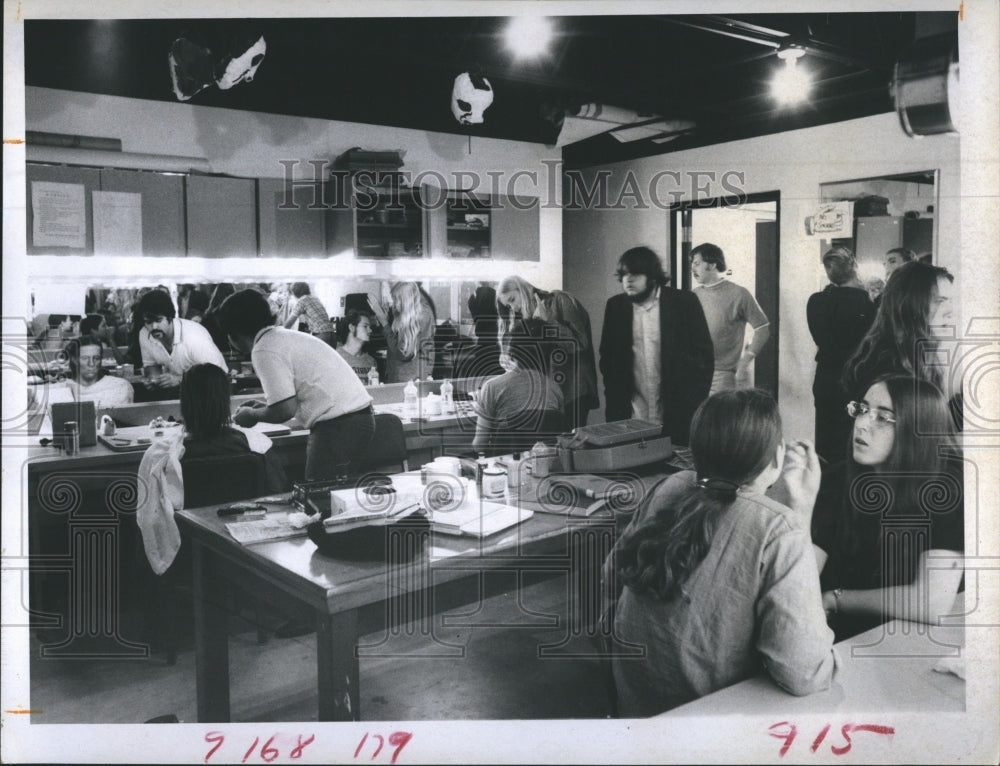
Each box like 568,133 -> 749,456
451,72 -> 494,125
217,36 -> 266,90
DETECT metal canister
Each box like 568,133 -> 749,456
64,421 -> 80,455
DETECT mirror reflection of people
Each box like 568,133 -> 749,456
605,389 -> 836,716
689,243 -> 770,393
806,246 -> 875,464
79,312 -> 127,364
283,282 -> 335,347
136,290 -> 226,390
496,275 -> 598,429
179,363 -> 287,494
367,281 -> 436,383
811,376 -> 964,641
63,334 -> 134,408
599,246 -> 713,446
335,309 -> 377,381
218,289 -> 375,482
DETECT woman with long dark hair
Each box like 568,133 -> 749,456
841,260 -> 955,403
607,389 -> 836,716
180,363 -> 287,493
812,374 -> 964,641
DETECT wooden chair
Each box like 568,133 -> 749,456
144,453 -> 269,664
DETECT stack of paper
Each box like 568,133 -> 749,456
432,502 -> 533,538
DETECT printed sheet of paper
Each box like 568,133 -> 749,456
31,181 -> 86,248
92,191 -> 143,255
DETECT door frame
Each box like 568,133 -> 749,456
668,190 -> 781,399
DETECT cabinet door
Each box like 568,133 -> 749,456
258,178 -> 326,257
185,175 -> 258,258
26,163 -> 101,255
490,194 -> 540,261
100,168 -> 185,256
902,218 -> 934,258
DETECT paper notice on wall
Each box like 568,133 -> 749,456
93,191 -> 143,255
803,200 -> 853,240
31,181 -> 86,248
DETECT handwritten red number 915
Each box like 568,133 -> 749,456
768,722 -> 894,757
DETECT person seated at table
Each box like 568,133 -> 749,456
217,289 -> 375,481
179,363 -> 287,494
472,318 -> 564,453
63,334 -> 134,408
606,389 -> 836,716
811,374 -> 964,642
453,284 -> 504,381
136,289 -> 227,391
335,309 -> 377,381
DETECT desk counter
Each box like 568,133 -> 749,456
659,597 -> 966,717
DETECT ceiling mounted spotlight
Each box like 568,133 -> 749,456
772,42 -> 811,105
892,32 -> 959,137
505,16 -> 554,59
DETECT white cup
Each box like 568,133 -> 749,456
431,456 -> 462,477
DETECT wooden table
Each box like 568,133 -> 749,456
175,495 -> 616,722
659,598 -> 966,716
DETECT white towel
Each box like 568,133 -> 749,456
136,426 -> 186,575
232,423 -> 274,454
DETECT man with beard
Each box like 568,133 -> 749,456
136,289 -> 226,391
599,246 -> 713,445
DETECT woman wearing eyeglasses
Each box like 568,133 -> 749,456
811,374 -> 964,641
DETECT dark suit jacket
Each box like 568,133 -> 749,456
599,288 -> 714,445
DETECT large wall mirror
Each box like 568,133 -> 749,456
819,170 -> 938,298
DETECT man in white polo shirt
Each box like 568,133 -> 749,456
136,289 -> 226,390
218,289 -> 374,481
690,243 -> 770,394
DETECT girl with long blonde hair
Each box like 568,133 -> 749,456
496,275 -> 598,429
368,281 -> 436,382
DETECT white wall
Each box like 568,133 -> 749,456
563,112 -> 961,440
22,86 -> 563,307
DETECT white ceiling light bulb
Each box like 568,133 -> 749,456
772,46 -> 811,105
506,16 -> 554,58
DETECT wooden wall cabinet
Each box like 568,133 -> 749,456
428,192 -> 540,262
26,163 -> 101,255
325,175 -> 427,259
258,178 -> 326,258
185,175 -> 257,258
100,168 -> 185,256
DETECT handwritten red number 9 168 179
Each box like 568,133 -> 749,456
768,722 -> 895,757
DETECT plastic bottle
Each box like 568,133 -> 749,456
367,366 -> 380,387
475,451 -> 489,495
403,379 -> 418,418
506,452 -> 523,504
440,379 -> 454,414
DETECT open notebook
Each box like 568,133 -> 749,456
431,501 -> 533,538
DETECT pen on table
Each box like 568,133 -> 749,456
388,502 -> 420,518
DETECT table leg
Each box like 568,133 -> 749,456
193,541 -> 231,722
316,610 -> 360,721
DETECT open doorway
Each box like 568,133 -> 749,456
669,192 -> 780,398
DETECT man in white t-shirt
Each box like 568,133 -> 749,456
690,243 -> 770,394
217,289 -> 374,481
136,290 -> 226,389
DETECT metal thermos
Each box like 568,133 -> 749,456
64,421 -> 80,455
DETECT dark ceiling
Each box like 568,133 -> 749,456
25,13 -> 956,168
